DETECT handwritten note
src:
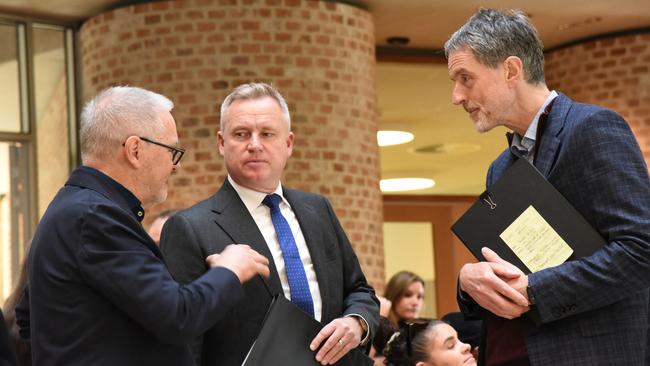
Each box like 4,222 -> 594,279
499,205 -> 573,273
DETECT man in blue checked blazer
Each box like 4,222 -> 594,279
446,9 -> 650,366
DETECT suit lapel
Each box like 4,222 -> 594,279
211,180 -> 283,295
534,93 -> 570,177
283,188 -> 331,318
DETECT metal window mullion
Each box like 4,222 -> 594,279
18,22 -> 38,245
65,27 -> 79,170
17,23 -> 29,135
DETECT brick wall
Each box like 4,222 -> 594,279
545,31 -> 650,169
79,0 -> 384,289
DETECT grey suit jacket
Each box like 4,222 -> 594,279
160,181 -> 379,366
460,93 -> 650,365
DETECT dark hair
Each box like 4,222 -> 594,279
441,312 -> 482,349
382,318 -> 444,366
384,271 -> 425,325
444,8 -> 546,84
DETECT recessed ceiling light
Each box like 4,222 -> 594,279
380,178 -> 435,192
377,130 -> 414,147
386,36 -> 410,46
410,142 -> 481,155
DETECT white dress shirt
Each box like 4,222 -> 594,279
228,176 -> 323,321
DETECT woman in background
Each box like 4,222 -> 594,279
384,271 -> 425,326
372,271 -> 425,366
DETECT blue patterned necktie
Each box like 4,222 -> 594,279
262,194 -> 315,318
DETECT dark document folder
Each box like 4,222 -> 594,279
452,158 -> 605,274
242,295 -> 372,366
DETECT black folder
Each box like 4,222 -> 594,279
452,158 -> 605,274
241,294 -> 373,366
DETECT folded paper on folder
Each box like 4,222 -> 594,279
452,158 -> 605,274
241,294 -> 372,366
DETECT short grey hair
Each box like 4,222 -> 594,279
444,8 -> 546,84
220,82 -> 291,131
80,86 -> 174,163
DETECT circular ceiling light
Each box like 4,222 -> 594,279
377,130 -> 414,147
380,178 -> 435,192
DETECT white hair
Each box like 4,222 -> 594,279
220,82 -> 291,131
80,86 -> 173,163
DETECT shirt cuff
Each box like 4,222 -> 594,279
345,314 -> 370,346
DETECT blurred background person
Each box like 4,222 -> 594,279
2,259 -> 29,366
382,318 -> 476,366
384,271 -> 425,327
441,312 -> 481,360
147,209 -> 177,245
371,271 -> 425,365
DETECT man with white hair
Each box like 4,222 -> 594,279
19,86 -> 269,366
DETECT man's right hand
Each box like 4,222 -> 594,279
205,244 -> 270,283
459,247 -> 529,319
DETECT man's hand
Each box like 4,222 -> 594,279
459,247 -> 529,319
205,244 -> 270,283
309,316 -> 362,365
482,247 -> 529,302
377,295 -> 392,317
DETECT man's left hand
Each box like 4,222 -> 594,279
482,247 -> 529,302
310,316 -> 362,365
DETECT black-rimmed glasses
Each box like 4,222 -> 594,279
139,136 -> 185,165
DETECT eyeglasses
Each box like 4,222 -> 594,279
139,136 -> 185,165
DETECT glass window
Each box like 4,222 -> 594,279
0,142 -> 30,299
0,20 -> 76,302
0,23 -> 21,133
33,25 -> 70,216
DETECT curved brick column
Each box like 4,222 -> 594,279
545,31 -> 650,169
79,0 -> 384,289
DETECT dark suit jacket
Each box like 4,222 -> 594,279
460,93 -> 650,365
0,311 -> 17,366
22,166 -> 244,366
160,180 -> 379,366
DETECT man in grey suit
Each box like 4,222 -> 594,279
446,9 -> 650,366
160,82 -> 379,366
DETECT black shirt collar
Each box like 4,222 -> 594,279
79,166 -> 145,222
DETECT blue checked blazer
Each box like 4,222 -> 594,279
460,93 -> 650,365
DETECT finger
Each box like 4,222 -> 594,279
315,328 -> 344,363
205,253 -> 220,263
489,263 -> 521,280
482,290 -> 529,318
257,262 -> 270,278
254,252 -> 269,266
318,332 -> 348,365
490,300 -> 529,319
323,335 -> 353,365
310,323 -> 335,351
488,272 -> 529,306
481,247 -> 520,276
